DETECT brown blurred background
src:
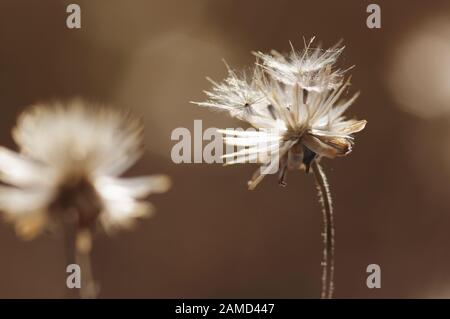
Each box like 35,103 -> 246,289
0,0 -> 450,298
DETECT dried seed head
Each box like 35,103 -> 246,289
196,38 -> 366,189
0,100 -> 171,239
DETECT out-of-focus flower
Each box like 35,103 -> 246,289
194,39 -> 366,190
0,100 -> 171,239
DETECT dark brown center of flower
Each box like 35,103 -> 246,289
302,145 -> 317,173
284,126 -> 307,142
49,176 -> 103,229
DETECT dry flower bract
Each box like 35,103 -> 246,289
0,100 -> 171,240
193,37 -> 366,189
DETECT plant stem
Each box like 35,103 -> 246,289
64,224 -> 78,299
311,161 -> 335,299
75,229 -> 98,299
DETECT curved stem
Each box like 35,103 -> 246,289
311,161 -> 335,299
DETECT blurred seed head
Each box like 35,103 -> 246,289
0,100 -> 171,239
